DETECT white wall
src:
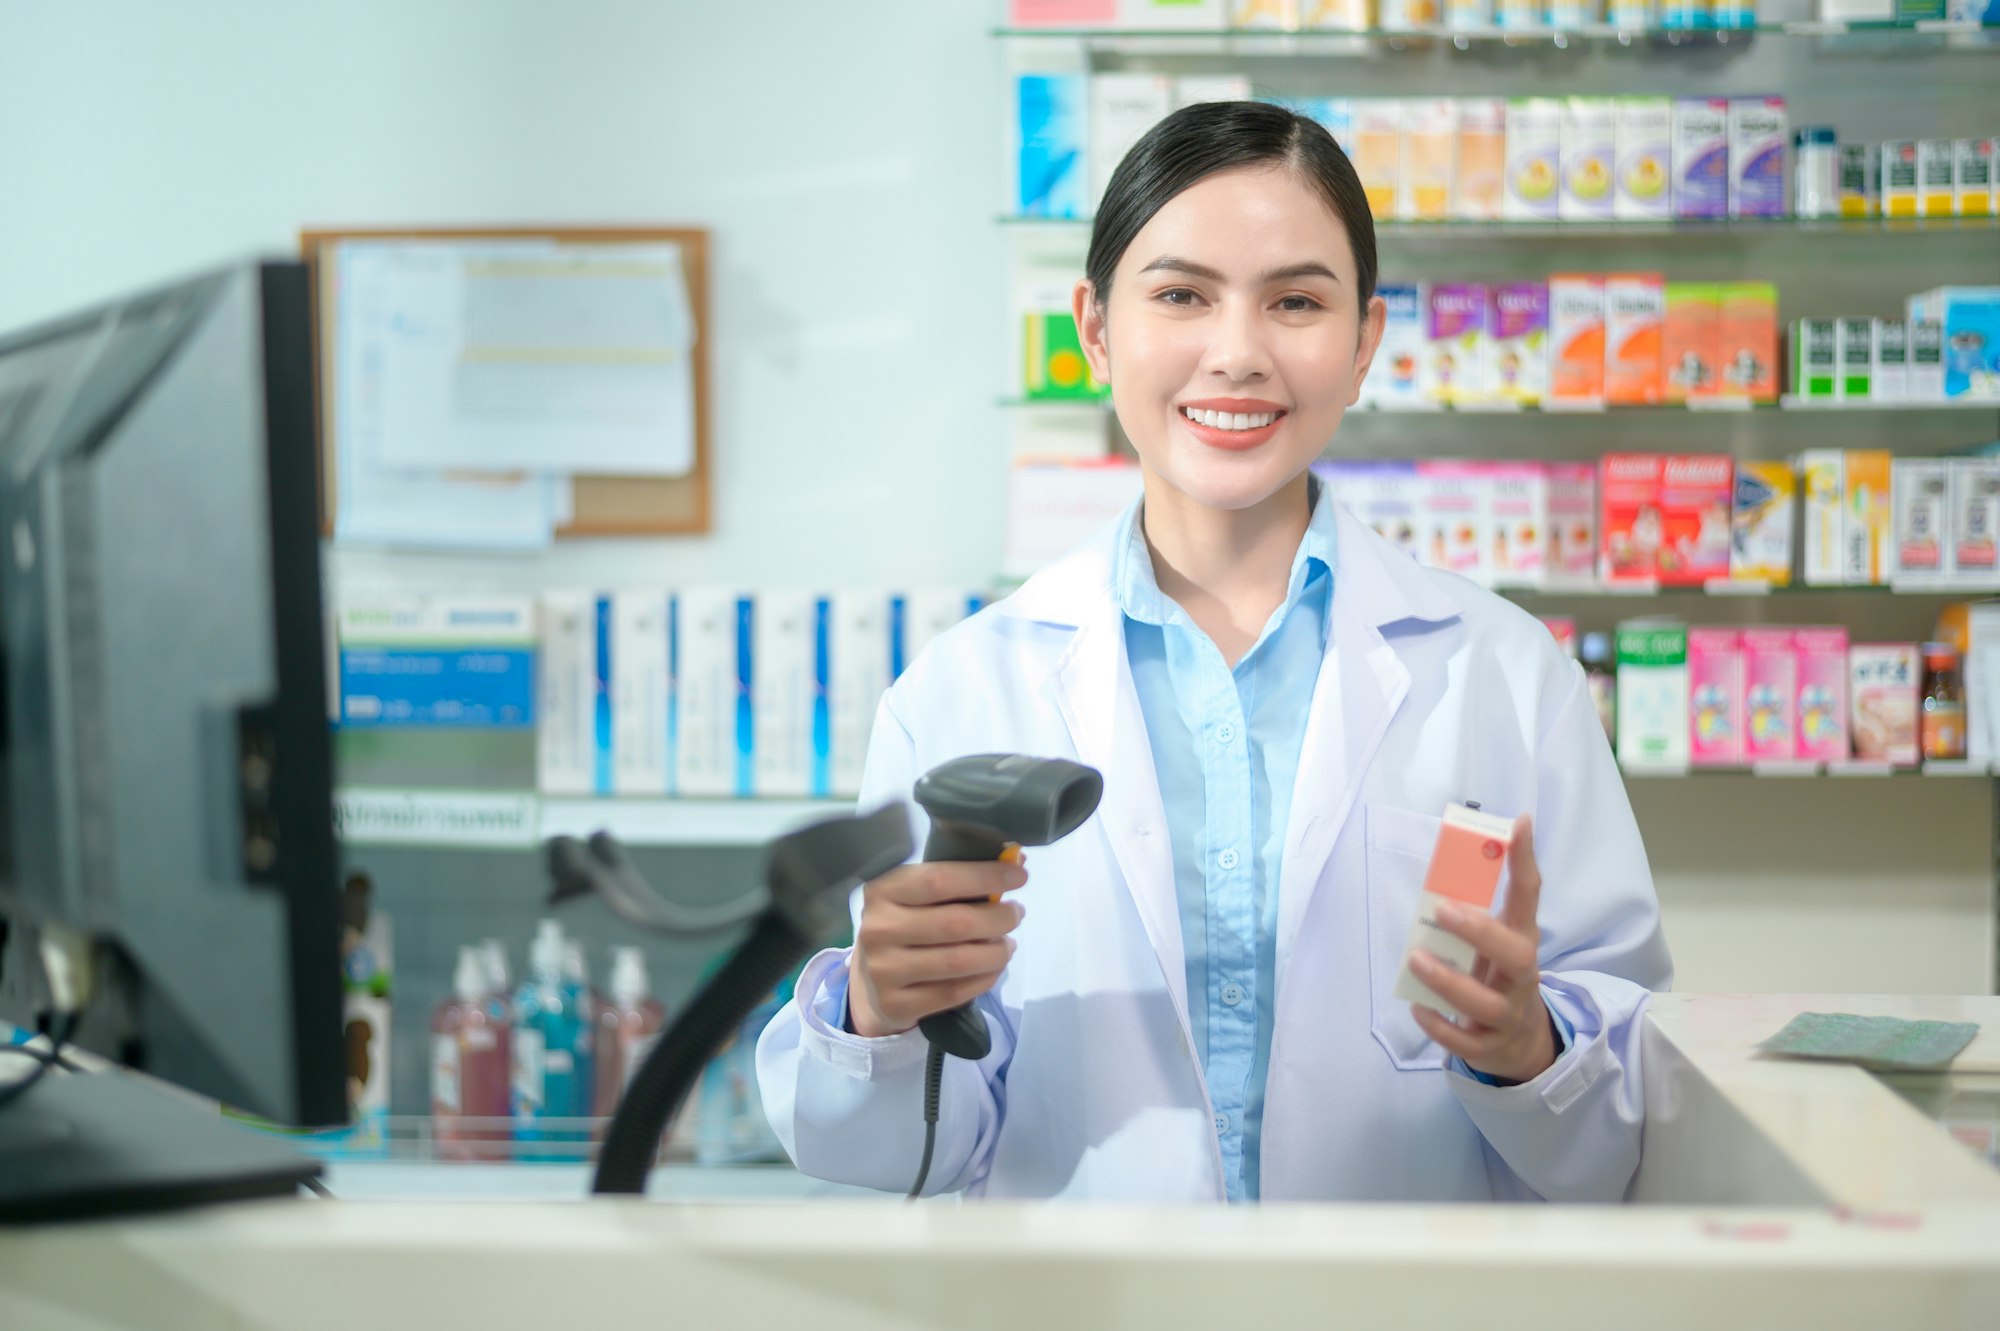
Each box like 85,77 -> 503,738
2,1 -> 1991,996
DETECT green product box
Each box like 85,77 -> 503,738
1791,318 -> 1837,399
1023,312 -> 1106,402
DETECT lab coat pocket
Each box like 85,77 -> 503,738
1364,804 -> 1449,1071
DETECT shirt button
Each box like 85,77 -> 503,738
1221,983 -> 1245,1007
1217,848 -> 1240,870
1214,722 -> 1237,744
1214,1112 -> 1230,1135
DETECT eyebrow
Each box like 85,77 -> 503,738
1137,256 -> 1345,286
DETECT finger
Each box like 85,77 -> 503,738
862,898 -> 1024,948
872,860 -> 1027,908
1408,953 -> 1511,1029
1500,814 -> 1542,935
1430,902 -> 1538,981
876,937 -> 1015,987
883,973 -> 1006,1027
1411,1003 -> 1489,1061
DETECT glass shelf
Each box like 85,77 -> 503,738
1001,214 -> 2000,240
992,20 -> 2000,50
1498,579 -> 1994,598
999,395 -> 2000,416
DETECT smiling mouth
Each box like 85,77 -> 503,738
1179,406 -> 1286,431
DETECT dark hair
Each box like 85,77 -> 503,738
1086,100 -> 1377,315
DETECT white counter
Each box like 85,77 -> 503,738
5,993 -> 1999,1331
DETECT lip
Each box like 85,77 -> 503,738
1176,399 -> 1289,452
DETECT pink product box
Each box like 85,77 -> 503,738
1545,462 -> 1597,589
1793,626 -> 1850,763
1741,627 -> 1797,763
1688,628 -> 1745,767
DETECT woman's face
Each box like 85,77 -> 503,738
1075,164 -> 1385,514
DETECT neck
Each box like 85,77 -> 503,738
1140,471 -> 1313,666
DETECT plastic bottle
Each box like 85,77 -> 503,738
433,946 -> 511,1161
1921,643 -> 1966,761
480,938 -> 512,1012
1582,632 -> 1618,743
594,947 -> 667,1120
511,921 -> 593,1161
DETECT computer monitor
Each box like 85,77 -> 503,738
0,260 -> 345,1218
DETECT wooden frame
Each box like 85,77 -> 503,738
299,225 -> 712,538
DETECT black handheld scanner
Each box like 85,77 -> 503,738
912,754 -> 1103,1060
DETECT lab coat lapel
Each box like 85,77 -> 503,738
1046,606 -> 1188,1029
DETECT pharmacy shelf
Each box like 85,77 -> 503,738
993,20 -> 2000,51
1001,214 -> 2000,239
335,787 -> 850,850
1622,760 -> 1994,778
1001,395 -> 2000,416
538,797 -> 849,847
1500,579 -> 1998,599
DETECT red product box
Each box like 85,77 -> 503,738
1599,453 -> 1664,588
1657,454 -> 1735,586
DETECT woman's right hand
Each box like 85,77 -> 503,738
844,859 -> 1028,1038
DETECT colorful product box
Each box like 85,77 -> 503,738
830,591 -> 895,799
1368,283 -> 1429,409
1950,458 -> 2000,581
1015,74 -> 1090,220
1354,99 -> 1405,221
1717,282 -> 1779,402
1662,283 -> 1720,403
1023,307 -> 1106,400
1389,804 -> 1516,1022
1727,96 -> 1788,219
1455,98 -> 1507,221
1318,459 -> 1422,555
1688,627 -> 1746,768
1918,139 -> 1957,217
1872,318 -> 1910,402
611,590 -> 670,797
1795,627 -> 1851,764
1418,459 -> 1489,583
1504,98 -> 1563,221
1561,97 -> 1618,221
1796,448 -> 1845,588
1616,620 -> 1691,771
1673,98 -> 1730,220
1400,97 -> 1457,222
1546,461 -> 1598,590
1615,97 -> 1674,222
1487,461 -> 1549,589
1229,0 -> 1299,26
674,589 -> 755,798
1730,459 -> 1796,587
1540,616 -> 1579,659
1849,643 -> 1920,766
1838,142 -> 1877,218
1548,274 -> 1606,404
1891,459 -> 1951,581
1658,454 -> 1734,587
1605,273 -> 1665,406
1956,138 -> 1997,217
1741,627 -> 1798,763
1881,140 -> 1920,219
752,591 -> 831,799
1487,282 -> 1548,405
1843,449 -> 1893,586
1599,453 -> 1664,589
1907,286 -> 2000,401
1791,318 -> 1837,399
1424,283 -> 1488,405
1909,318 -> 1945,400
1835,317 -> 1874,400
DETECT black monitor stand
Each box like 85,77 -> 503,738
0,1068 -> 322,1222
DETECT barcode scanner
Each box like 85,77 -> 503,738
905,753 -> 1102,1197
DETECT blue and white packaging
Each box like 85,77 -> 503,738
611,591 -> 670,797
753,592 -> 831,798
1015,74 -> 1089,220
675,590 -> 753,798
1364,283 -> 1429,409
1315,459 -> 1421,556
339,595 -> 536,730
1728,96 -> 1788,219
1089,73 -> 1174,204
536,592 -> 599,796
831,592 -> 897,799
1907,287 -> 2000,401
894,591 -> 984,681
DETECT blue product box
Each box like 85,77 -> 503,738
1911,287 -> 2000,401
1017,74 -> 1088,219
338,597 -> 536,728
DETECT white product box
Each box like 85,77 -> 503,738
752,591 -> 828,798
1796,449 -> 1846,588
899,590 -> 980,677
1388,804 -> 1516,1021
1616,620 -> 1691,771
674,589 -> 751,798
1546,462 -> 1598,591
1918,139 -> 1957,217
1399,97 -> 1458,222
1872,318 -> 1910,402
1174,74 -> 1252,108
1951,458 -> 2000,583
1417,460 -> 1489,585
1835,316 -> 1874,401
1367,283 -> 1430,408
830,591 -> 897,799
1318,459 -> 1422,555
1503,98 -> 1563,221
1969,602 -> 2000,765
1727,96 -> 1788,219
1957,138 -> 1997,217
1560,97 -> 1618,221
1089,74 -> 1174,204
1891,460 -> 1951,581
1908,318 -> 1945,401
1487,462 -> 1550,590
1850,643 -> 1920,767
611,591 -> 670,797
1614,97 -> 1674,221
1454,97 -> 1507,222
537,592 -> 601,797
1672,98 -> 1730,221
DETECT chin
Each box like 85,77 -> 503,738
1153,449 -> 1313,513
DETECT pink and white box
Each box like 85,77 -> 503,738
1741,627 -> 1797,763
1688,627 -> 1745,767
1793,626 -> 1850,764
1546,462 -> 1598,590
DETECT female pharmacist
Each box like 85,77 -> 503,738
758,101 -> 1671,1203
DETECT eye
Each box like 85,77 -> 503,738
1156,288 -> 1200,307
1277,294 -> 1323,313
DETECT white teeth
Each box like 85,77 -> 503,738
1182,407 -> 1279,431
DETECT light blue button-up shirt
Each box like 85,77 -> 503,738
1115,481 -> 1336,1203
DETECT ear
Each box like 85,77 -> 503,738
1347,295 -> 1388,408
1073,278 -> 1110,386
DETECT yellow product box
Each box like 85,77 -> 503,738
1399,98 -> 1457,221
1729,459 -> 1796,587
1843,449 -> 1893,587
1353,100 -> 1405,221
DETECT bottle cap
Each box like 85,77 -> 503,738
609,947 -> 650,1007
453,946 -> 486,1003
479,938 -> 510,995
529,919 -> 565,980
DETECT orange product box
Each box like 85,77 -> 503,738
1657,454 -> 1734,586
1548,274 -> 1606,404
1716,281 -> 1780,402
1599,452 -> 1665,589
1605,273 -> 1665,405
1662,283 -> 1721,403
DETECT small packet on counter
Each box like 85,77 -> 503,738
1758,1013 -> 1980,1072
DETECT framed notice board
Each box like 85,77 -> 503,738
300,225 -> 712,538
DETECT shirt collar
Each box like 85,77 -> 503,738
1114,473 -> 1338,631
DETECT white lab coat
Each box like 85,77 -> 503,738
756,503 -> 1672,1203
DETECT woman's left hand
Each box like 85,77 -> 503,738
1407,814 -> 1559,1086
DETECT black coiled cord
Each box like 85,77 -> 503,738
592,913 -> 810,1195
906,1043 -> 947,1201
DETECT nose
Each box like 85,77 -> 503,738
1199,296 -> 1274,385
